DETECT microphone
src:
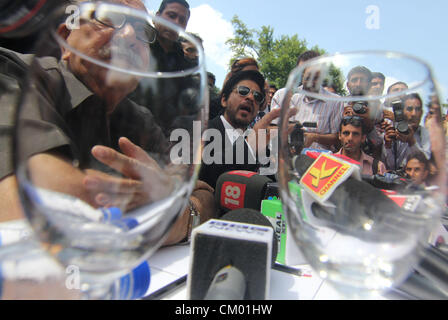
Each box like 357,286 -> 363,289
413,245 -> 448,295
294,153 -> 401,233
187,208 -> 275,300
204,266 -> 246,300
215,171 -> 273,214
361,173 -> 415,191
393,270 -> 448,300
296,154 -> 448,297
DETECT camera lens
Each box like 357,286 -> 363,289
396,121 -> 410,135
352,102 -> 367,114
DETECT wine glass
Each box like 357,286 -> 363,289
13,2 -> 207,299
277,51 -> 445,298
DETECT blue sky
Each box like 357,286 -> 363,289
145,0 -> 448,102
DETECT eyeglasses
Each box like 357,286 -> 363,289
342,116 -> 363,127
405,106 -> 422,112
234,86 -> 265,105
84,8 -> 157,44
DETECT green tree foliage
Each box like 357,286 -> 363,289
225,15 -> 346,95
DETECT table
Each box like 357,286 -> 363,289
144,244 -> 408,300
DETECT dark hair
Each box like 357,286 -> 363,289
157,0 -> 190,14
371,72 -> 385,82
230,57 -> 259,73
347,66 -> 373,83
406,151 -> 430,171
296,50 -> 320,66
269,84 -> 278,91
339,115 -> 367,134
402,93 -> 423,107
179,32 -> 203,48
387,81 -> 408,94
207,72 -> 216,81
221,70 -> 266,102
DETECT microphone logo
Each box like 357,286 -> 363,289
301,154 -> 356,203
309,160 -> 338,188
221,181 -> 246,210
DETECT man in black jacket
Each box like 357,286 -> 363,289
199,70 -> 289,189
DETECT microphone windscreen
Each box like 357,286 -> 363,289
293,154 -> 316,176
187,212 -> 273,300
394,271 -> 448,300
414,245 -> 448,294
215,171 -> 272,214
221,208 -> 278,266
204,266 -> 246,300
308,179 -> 404,238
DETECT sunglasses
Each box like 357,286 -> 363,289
234,86 -> 265,105
405,106 -> 422,112
342,115 -> 363,127
84,8 -> 157,44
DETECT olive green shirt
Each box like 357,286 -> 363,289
0,47 -> 167,179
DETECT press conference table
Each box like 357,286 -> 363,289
0,219 -> 417,300
143,244 -> 406,300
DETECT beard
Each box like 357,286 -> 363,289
349,86 -> 369,96
225,108 -> 252,130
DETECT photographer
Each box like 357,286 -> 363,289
343,66 -> 386,159
382,93 -> 431,171
343,101 -> 386,161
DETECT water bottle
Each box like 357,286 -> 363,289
110,260 -> 151,300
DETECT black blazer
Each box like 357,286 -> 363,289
198,116 -> 259,189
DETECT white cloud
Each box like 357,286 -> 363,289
187,5 -> 234,84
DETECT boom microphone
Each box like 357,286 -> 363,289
187,208 -> 275,300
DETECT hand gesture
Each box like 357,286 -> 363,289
83,137 -> 176,212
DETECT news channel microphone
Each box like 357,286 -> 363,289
295,153 -> 448,298
293,153 -> 404,232
215,171 -> 276,215
187,208 -> 276,300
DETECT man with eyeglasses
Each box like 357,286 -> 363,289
198,70 -> 292,190
382,93 -> 431,171
0,0 -> 216,246
337,116 -> 386,175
